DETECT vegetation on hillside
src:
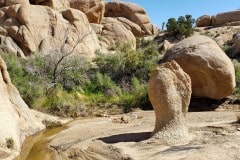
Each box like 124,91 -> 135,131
1,39 -> 160,117
166,14 -> 195,38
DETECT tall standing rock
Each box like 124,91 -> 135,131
162,35 -> 235,99
0,56 -> 44,159
148,60 -> 192,145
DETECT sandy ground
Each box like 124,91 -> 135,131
31,107 -> 239,160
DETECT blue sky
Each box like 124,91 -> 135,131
123,0 -> 240,28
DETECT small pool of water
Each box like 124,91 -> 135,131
16,126 -> 66,160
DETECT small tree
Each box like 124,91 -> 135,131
166,14 -> 195,38
52,26 -> 93,85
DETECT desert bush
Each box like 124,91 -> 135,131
1,53 -> 44,107
0,39 -> 158,116
166,14 -> 195,38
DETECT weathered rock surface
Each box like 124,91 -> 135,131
196,15 -> 212,27
148,60 -> 191,144
105,1 -> 158,36
0,56 -> 44,159
100,17 -> 136,49
68,0 -> 105,24
0,4 -> 100,59
162,35 -> 235,99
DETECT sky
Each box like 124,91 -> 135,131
120,0 -> 240,29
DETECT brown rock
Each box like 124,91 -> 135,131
196,15 -> 212,27
105,1 -> 157,36
0,56 -> 44,159
214,10 -> 240,26
0,5 -> 100,59
101,17 -> 136,49
68,0 -> 105,23
148,60 -> 191,144
162,35 -> 235,99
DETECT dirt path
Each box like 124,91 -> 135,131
33,110 -> 240,160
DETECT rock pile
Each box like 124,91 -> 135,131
0,0 -> 157,58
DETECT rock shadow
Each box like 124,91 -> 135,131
97,132 -> 152,144
160,145 -> 202,154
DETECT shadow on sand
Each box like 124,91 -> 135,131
97,132 -> 152,144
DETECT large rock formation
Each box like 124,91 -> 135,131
196,10 -> 240,27
68,0 -> 105,24
162,35 -> 235,99
0,4 -> 100,59
0,56 -> 44,159
148,60 -> 191,144
105,1 -> 158,36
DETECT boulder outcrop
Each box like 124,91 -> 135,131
148,60 -> 191,144
0,56 -> 44,159
196,10 -> 240,27
68,0 -> 105,24
0,4 -> 100,59
105,1 -> 158,36
162,35 -> 235,99
214,11 -> 240,26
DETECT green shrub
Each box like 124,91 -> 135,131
234,65 -> 240,96
0,39 -> 158,116
166,14 -> 195,37
1,54 -> 44,107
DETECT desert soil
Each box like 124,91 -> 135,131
18,105 -> 240,160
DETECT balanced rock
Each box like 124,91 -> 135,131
148,60 -> 191,144
0,56 -> 44,159
68,0 -> 105,23
162,35 -> 235,99
105,1 -> 158,36
0,5 -> 100,59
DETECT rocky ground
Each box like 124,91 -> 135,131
18,104 -> 240,160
